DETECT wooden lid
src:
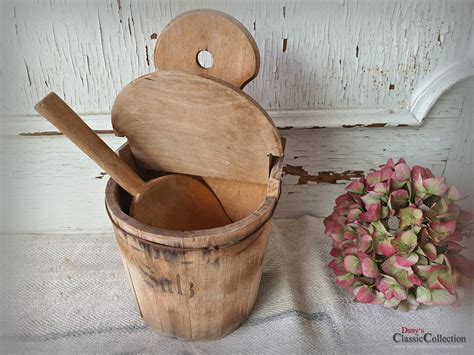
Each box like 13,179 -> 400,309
111,71 -> 283,185
154,9 -> 259,89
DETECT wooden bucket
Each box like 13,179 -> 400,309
105,143 -> 284,340
103,10 -> 285,340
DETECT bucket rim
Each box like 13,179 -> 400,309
105,178 -> 277,248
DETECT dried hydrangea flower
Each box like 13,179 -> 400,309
324,158 -> 473,311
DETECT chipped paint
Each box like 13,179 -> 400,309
283,164 -> 364,184
342,123 -> 387,128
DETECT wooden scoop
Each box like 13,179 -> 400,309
34,93 -> 231,231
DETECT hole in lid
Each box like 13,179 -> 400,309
196,50 -> 214,69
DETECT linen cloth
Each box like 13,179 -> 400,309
1,216 -> 472,354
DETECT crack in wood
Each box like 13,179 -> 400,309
19,130 -> 115,136
342,123 -> 387,128
283,164 -> 364,184
145,45 -> 150,66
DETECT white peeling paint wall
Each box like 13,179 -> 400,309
1,0 -> 472,116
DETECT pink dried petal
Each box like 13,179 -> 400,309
354,285 -> 376,303
330,248 -> 342,257
438,271 -> 457,295
395,253 -> 419,267
399,207 -> 424,229
338,240 -> 355,250
389,189 -> 409,210
367,170 -> 382,185
391,230 -> 418,254
452,288 -> 464,307
335,204 -> 349,216
411,166 -> 429,179
336,272 -> 355,288
344,255 -> 362,274
431,289 -> 457,306
343,230 -> 357,240
345,180 -> 365,194
420,242 -> 437,261
414,264 -> 446,278
374,182 -> 389,194
323,214 -> 336,228
445,186 -> 463,200
458,209 -> 473,223
360,203 -> 382,222
385,158 -> 395,168
392,163 -> 411,181
328,258 -> 347,276
413,171 -> 426,198
342,246 -> 358,256
358,234 -> 372,253
379,238 -> 397,257
359,253 -> 380,278
431,220 -> 457,237
361,192 -> 383,206
447,254 -> 474,278
449,232 -> 462,242
407,273 -> 423,286
345,209 -> 362,224
423,177 -> 448,196
425,168 -> 434,178
381,167 -> 393,182
393,270 -> 413,289
335,193 -> 353,205
416,286 -> 432,304
447,241 -> 463,253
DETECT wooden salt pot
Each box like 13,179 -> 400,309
105,10 -> 285,340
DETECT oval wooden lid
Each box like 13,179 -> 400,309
112,71 -> 283,185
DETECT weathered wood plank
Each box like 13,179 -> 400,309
1,0 -> 472,116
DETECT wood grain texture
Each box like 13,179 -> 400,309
202,177 -> 268,222
154,9 -> 259,88
130,174 -> 232,231
112,71 -> 283,185
113,218 -> 272,340
2,0 -> 472,116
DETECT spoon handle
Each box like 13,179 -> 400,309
35,92 -> 146,197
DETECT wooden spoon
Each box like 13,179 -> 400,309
34,92 -> 232,231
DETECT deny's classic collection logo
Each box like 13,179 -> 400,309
393,327 -> 467,345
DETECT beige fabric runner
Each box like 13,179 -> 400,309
1,216 -> 472,354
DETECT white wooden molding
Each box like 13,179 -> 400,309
409,59 -> 474,122
1,108 -> 420,135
